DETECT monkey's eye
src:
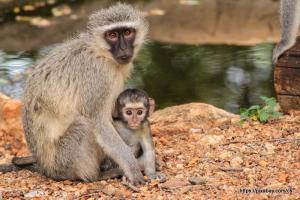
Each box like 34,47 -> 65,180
106,32 -> 118,40
126,110 -> 132,115
124,29 -> 131,36
124,29 -> 135,39
137,110 -> 143,115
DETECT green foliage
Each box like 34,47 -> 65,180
239,96 -> 282,123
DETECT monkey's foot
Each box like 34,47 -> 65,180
121,176 -> 141,192
146,172 -> 166,183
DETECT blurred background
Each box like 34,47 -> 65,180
0,0 -> 284,113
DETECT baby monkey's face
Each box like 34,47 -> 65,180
122,102 -> 147,130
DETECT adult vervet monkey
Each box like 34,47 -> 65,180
21,3 -> 148,183
273,0 -> 300,63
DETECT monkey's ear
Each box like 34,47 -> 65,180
112,103 -> 118,118
148,98 -> 155,116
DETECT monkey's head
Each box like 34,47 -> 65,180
87,3 -> 149,65
116,89 -> 151,130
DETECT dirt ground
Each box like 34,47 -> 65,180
0,100 -> 299,199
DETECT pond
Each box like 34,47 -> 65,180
0,42 -> 275,113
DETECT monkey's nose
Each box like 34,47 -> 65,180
117,55 -> 132,64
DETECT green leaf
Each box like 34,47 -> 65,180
239,108 -> 248,113
261,96 -> 276,108
248,105 -> 260,111
239,97 -> 282,124
259,111 -> 269,122
239,108 -> 249,119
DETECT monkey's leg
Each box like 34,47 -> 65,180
100,168 -> 123,180
51,117 -> 104,182
101,157 -> 119,171
95,123 -> 145,184
273,0 -> 300,63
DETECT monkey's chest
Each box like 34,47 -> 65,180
119,130 -> 141,155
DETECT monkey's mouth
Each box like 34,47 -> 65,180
128,124 -> 139,130
116,55 -> 132,65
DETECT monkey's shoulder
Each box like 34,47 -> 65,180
34,36 -> 90,71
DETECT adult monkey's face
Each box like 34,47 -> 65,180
104,27 -> 136,65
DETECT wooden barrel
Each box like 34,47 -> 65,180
274,36 -> 300,113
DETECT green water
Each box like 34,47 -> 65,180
0,42 -> 275,113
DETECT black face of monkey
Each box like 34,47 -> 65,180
104,27 -> 136,65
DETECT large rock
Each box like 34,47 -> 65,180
150,103 -> 238,136
0,93 -> 29,164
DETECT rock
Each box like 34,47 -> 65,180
190,128 -> 203,133
219,151 -> 232,159
156,173 -> 167,183
24,190 -> 45,198
163,148 -> 175,155
63,180 -> 73,185
102,185 -> 116,196
294,132 -> 300,138
150,103 -> 238,136
176,163 -> 184,169
161,178 -> 189,189
259,160 -> 268,167
230,157 -> 243,168
277,172 -> 289,182
181,186 -> 192,194
0,93 -> 29,162
2,99 -> 22,120
263,143 -> 275,155
188,177 -> 206,185
200,135 -> 225,145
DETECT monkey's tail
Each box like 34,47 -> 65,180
0,163 -> 38,173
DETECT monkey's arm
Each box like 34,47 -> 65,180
96,122 -> 145,184
273,0 -> 300,63
138,122 -> 156,178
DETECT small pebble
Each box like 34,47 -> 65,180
102,185 -> 116,196
181,186 -> 192,194
188,177 -> 206,185
156,173 -> 167,183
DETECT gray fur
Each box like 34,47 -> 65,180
273,0 -> 300,64
114,120 -> 156,178
102,89 -> 156,178
22,3 -> 148,183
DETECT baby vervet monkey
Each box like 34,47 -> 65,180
103,88 -> 157,178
